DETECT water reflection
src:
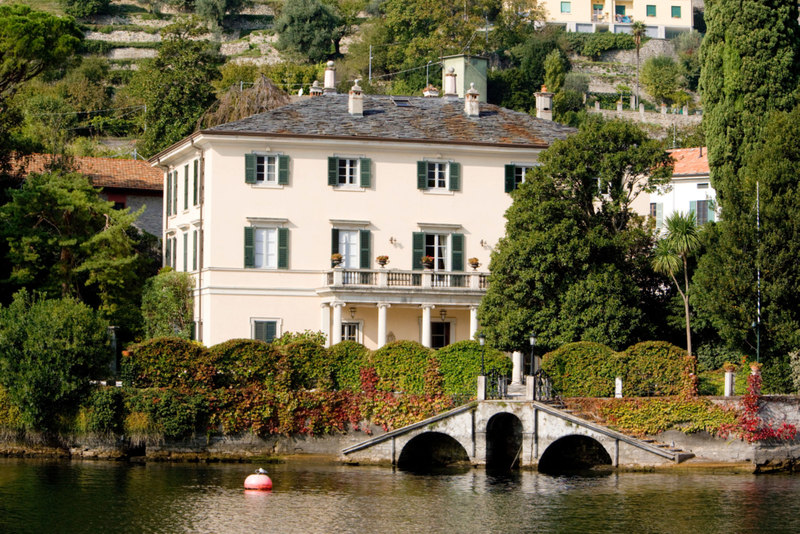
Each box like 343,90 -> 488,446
2,458 -> 800,533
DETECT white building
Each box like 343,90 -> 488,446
647,147 -> 715,229
540,0 -> 694,38
149,66 -> 574,349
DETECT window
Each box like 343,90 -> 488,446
650,203 -> 663,229
431,322 -> 451,349
426,234 -> 449,271
671,6 -> 681,18
561,2 -> 571,13
165,236 -> 177,268
113,202 -> 125,210
245,227 -> 289,269
417,161 -> 460,192
412,232 -> 464,271
253,320 -> 278,343
166,172 -> 172,216
192,229 -> 198,271
245,154 -> 290,185
690,200 -> 715,226
328,157 -> 371,188
615,5 -> 625,15
193,160 -> 199,206
505,164 -> 534,193
184,165 -> 189,210
342,323 -> 359,342
646,5 -> 656,16
697,183 -> 709,189
331,229 -> 371,268
173,171 -> 178,215
183,231 -> 188,272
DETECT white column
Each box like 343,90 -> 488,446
320,303 -> 332,348
469,306 -> 479,339
421,305 -> 433,348
331,302 -> 344,345
511,351 -> 523,385
377,303 -> 390,348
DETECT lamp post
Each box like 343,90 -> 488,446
529,333 -> 536,376
479,333 -> 486,376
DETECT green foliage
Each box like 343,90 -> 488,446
673,30 -> 702,90
487,67 -> 535,112
595,397 -> 738,436
62,0 -> 110,17
543,48 -> 567,93
563,72 -> 589,94
479,119 -> 674,352
83,386 -> 124,434
207,338 -> 281,388
126,388 -> 207,440
274,0 -> 342,63
372,340 -> 433,394
553,90 -> 583,123
140,269 -> 194,340
0,383 -> 22,431
195,0 -> 249,26
640,55 -> 683,104
434,340 -> 511,396
620,341 -> 689,397
125,337 -> 213,389
0,291 -> 109,432
277,337 -> 332,390
327,340 -> 371,391
272,329 -> 326,347
541,342 -> 620,397
565,31 -> 637,60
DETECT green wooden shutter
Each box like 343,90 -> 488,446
278,155 -> 290,185
166,172 -> 172,216
278,228 -> 289,269
165,237 -> 171,267
331,228 -> 339,267
360,158 -> 371,188
254,321 -> 266,341
451,233 -> 464,271
360,229 -> 371,269
708,203 -> 715,223
689,201 -> 697,215
412,232 -> 425,271
172,237 -> 177,268
245,154 -> 257,183
184,165 -> 189,210
656,203 -> 664,230
183,232 -> 188,271
193,160 -> 198,205
417,161 -> 428,189
328,157 -> 338,186
449,162 -> 461,191
192,230 -> 198,270
173,175 -> 178,214
265,321 -> 277,342
505,164 -> 516,193
244,227 -> 255,268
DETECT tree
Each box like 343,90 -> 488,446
274,0 -> 343,63
543,48 -> 566,93
62,0 -> 110,17
673,30 -> 703,91
478,119 -> 673,352
201,74 -> 290,128
141,268 -> 195,340
652,211 -> 701,357
640,55 -> 683,104
0,290 -> 109,433
126,18 -> 221,157
630,20 -> 645,106
195,0 -> 250,27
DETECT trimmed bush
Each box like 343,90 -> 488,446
372,341 -> 434,394
434,340 -> 512,396
83,387 -> 125,434
207,339 -> 281,388
126,388 -> 207,440
328,341 -> 371,391
125,337 -> 214,389
277,337 -> 332,390
620,341 -> 691,397
541,342 -> 621,397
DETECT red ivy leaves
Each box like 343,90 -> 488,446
718,373 -> 797,443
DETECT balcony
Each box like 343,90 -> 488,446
325,268 -> 489,291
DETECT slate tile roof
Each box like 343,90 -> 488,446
206,94 -> 576,146
668,147 -> 709,176
14,154 -> 163,191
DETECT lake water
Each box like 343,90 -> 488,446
1,458 -> 800,533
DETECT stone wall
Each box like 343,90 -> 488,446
599,39 -> 678,63
589,108 -> 702,128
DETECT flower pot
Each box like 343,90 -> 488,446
377,260 -> 388,268
469,262 -> 480,271
422,262 -> 433,269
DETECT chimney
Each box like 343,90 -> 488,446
423,85 -> 440,97
443,67 -> 458,101
323,61 -> 336,94
310,80 -> 323,97
348,80 -> 363,116
534,85 -> 553,121
464,83 -> 480,118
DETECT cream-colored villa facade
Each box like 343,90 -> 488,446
150,68 -> 573,349
540,0 -> 693,37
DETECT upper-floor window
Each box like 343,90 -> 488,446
331,228 -> 371,268
691,200 -> 715,226
245,153 -> 290,185
561,2 -> 571,13
257,156 -> 277,183
426,234 -> 449,270
412,231 -> 464,271
417,160 -> 460,192
244,226 -> 289,269
671,6 -> 681,18
697,183 -> 709,189
328,156 -> 371,188
505,164 -> 534,193
338,158 -> 358,186
646,5 -> 656,16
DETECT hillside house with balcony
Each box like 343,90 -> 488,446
149,65 -> 574,349
541,0 -> 693,38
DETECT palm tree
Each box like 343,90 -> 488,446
652,211 -> 701,357
631,21 -> 646,109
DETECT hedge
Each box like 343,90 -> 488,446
435,340 -> 512,395
124,337 -> 214,389
207,338 -> 281,388
372,341 -> 434,394
276,337 -> 332,391
620,341 -> 688,397
328,341 -> 371,391
541,342 -> 622,397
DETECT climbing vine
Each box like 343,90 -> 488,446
718,373 -> 797,443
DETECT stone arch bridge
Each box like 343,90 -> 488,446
342,401 -> 694,471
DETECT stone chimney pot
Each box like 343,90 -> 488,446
310,80 -> 323,97
465,82 -> 480,117
534,89 -> 554,121
423,85 -> 440,97
348,79 -> 364,116
443,67 -> 458,101
324,61 -> 337,94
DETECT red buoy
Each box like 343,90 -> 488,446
244,469 -> 273,490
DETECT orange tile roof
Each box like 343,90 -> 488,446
14,154 -> 163,191
668,147 -> 709,176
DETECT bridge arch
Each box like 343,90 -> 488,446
397,431 -> 470,471
485,412 -> 524,469
538,434 -> 613,474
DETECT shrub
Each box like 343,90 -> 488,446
141,269 -> 194,340
0,384 -> 22,432
565,32 -> 638,60
372,341 -> 434,394
277,337 -> 332,390
640,55 -> 683,104
63,0 -> 110,17
272,329 -> 327,346
327,341 -> 371,391
541,342 -> 621,397
83,387 -> 125,434
125,337 -> 214,389
0,291 -> 110,432
564,72 -> 590,94
207,339 -> 282,388
126,388 -> 207,440
554,90 -> 584,122
619,341 -> 689,397
434,340 -> 512,396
